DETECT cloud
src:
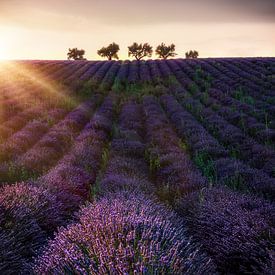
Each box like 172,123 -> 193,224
0,0 -> 275,31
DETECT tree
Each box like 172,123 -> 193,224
97,43 -> 120,60
185,50 -> 199,59
128,42 -> 153,60
155,43 -> 177,59
67,48 -> 86,60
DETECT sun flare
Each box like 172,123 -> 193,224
0,45 -> 9,60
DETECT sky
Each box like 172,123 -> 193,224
0,0 -> 274,60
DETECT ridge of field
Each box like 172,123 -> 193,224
0,58 -> 274,274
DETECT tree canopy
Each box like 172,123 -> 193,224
155,43 -> 177,59
67,48 -> 86,60
97,43 -> 120,60
185,50 -> 199,59
128,43 -> 153,60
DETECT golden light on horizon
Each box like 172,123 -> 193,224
0,44 -> 9,60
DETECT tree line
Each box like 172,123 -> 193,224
67,43 -> 199,60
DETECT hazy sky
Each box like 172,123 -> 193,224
0,0 -> 274,60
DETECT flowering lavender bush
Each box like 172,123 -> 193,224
0,183 -> 63,273
176,186 -> 275,274
34,191 -> 216,274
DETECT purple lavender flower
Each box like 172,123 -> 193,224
176,186 -> 275,274
34,191 -> 216,274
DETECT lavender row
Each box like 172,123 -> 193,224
79,61 -> 105,81
99,101 -> 152,195
17,100 -> 96,173
90,60 -> 115,87
99,61 -> 121,91
143,96 -> 205,201
0,108 -> 66,163
37,94 -> 116,219
0,105 -> 50,143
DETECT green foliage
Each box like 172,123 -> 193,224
112,80 -> 167,99
233,87 -> 255,105
67,48 -> 86,60
97,43 -> 120,60
145,149 -> 160,175
188,82 -> 199,95
164,75 -> 180,87
194,152 -> 216,185
155,43 -> 177,59
223,173 -> 247,192
128,42 -> 153,60
89,177 -> 101,201
1,163 -> 39,184
178,139 -> 188,151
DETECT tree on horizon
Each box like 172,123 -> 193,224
97,43 -> 120,60
185,50 -> 199,59
128,43 -> 153,60
155,43 -> 177,59
67,48 -> 86,60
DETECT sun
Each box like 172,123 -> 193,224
0,46 -> 9,60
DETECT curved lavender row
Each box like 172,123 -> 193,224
166,59 -> 194,88
143,96 -> 205,201
127,60 -> 139,84
100,101 -> 154,195
0,95 -> 115,273
114,60 -> 129,85
79,61 -> 106,81
147,59 -> 162,85
52,61 -> 88,82
0,106 -> 49,143
161,94 -> 228,159
99,61 -> 121,90
63,61 -> 97,84
161,94 -> 275,199
38,95 -> 115,217
0,108 -> 67,163
157,58 -> 174,79
90,60 -> 115,87
0,98 -> 25,123
218,59 -> 273,98
16,100 -> 96,174
176,187 -> 275,274
139,60 -> 151,83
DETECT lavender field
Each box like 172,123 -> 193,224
0,58 -> 274,274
